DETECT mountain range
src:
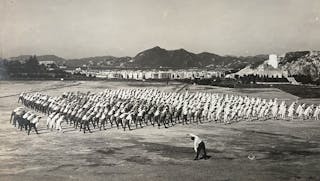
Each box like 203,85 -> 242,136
2,47 -> 319,79
130,46 -> 269,69
4,46 -> 268,70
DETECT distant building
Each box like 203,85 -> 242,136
229,65 -> 288,78
59,65 -> 67,69
159,72 -> 171,79
267,54 -> 278,69
309,51 -> 320,56
39,61 -> 55,66
79,69 -> 224,80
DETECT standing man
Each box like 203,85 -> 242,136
188,134 -> 208,160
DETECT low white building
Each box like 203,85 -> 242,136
39,61 -> 55,66
83,69 -> 224,80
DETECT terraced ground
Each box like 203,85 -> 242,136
0,81 -> 319,181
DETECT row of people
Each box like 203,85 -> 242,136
16,89 -> 320,134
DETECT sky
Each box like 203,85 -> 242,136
1,0 -> 320,58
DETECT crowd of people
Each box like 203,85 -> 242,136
10,88 -> 320,134
10,107 -> 41,135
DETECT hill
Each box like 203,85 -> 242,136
279,51 -> 320,80
131,46 -> 267,69
9,55 -> 66,64
37,55 -> 66,65
131,46 -> 203,68
229,50 -> 320,83
66,56 -> 131,68
6,55 -> 131,68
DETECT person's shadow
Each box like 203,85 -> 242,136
198,155 -> 212,160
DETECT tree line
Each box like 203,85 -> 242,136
0,56 -> 70,79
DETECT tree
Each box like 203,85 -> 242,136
25,55 -> 40,72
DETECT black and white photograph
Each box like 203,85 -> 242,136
1,0 -> 320,180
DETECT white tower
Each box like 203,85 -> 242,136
267,54 -> 278,69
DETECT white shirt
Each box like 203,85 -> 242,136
189,134 -> 202,152
23,113 -> 31,119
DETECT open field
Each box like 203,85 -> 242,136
0,81 -> 320,181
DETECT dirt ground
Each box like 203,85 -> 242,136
0,81 -> 320,181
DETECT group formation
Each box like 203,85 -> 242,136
10,107 -> 42,135
10,88 -> 320,134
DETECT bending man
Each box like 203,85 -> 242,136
188,133 -> 208,160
